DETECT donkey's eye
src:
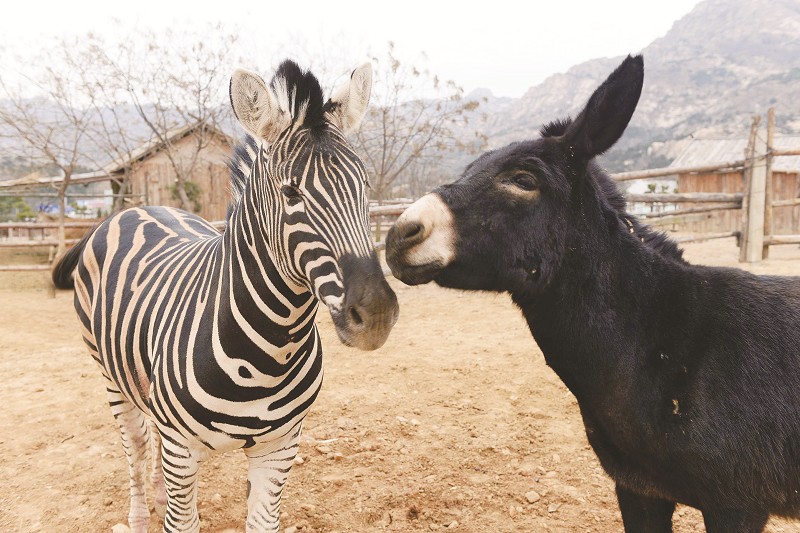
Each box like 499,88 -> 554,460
281,185 -> 301,199
512,173 -> 538,191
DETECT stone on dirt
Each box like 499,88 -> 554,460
525,490 -> 541,503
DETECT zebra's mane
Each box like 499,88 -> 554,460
226,60 -> 334,219
226,134 -> 259,218
272,59 -> 331,131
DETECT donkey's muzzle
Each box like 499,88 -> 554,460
386,193 -> 456,286
386,223 -> 439,285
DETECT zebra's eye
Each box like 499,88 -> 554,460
281,185 -> 301,199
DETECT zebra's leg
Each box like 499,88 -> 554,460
148,419 -> 167,518
107,386 -> 151,533
158,432 -> 202,533
243,423 -> 303,532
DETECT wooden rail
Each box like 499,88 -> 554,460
0,239 -> 81,248
673,231 -> 740,243
764,234 -> 800,246
612,161 -> 746,182
640,203 -> 741,219
0,205 -> 414,273
772,149 -> 800,156
0,221 -> 97,230
771,198 -> 800,208
627,193 -> 743,204
0,265 -> 51,272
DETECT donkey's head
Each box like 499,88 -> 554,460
229,60 -> 398,350
386,56 -> 646,298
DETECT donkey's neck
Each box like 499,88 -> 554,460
514,226 -> 690,400
216,183 -> 319,369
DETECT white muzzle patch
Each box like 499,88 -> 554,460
397,193 -> 455,268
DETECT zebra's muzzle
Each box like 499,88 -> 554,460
332,253 -> 399,350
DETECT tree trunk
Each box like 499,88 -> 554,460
175,176 -> 190,211
56,188 -> 67,258
111,181 -> 122,212
374,193 -> 384,242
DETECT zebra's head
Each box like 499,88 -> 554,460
228,60 -> 398,350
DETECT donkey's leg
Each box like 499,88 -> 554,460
107,386 -> 151,533
616,485 -> 675,533
243,423 -> 303,532
702,507 -> 768,533
158,430 -> 202,533
148,418 -> 167,518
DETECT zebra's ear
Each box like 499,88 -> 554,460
329,62 -> 373,133
229,69 -> 289,143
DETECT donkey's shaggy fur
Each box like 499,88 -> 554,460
387,56 -> 800,532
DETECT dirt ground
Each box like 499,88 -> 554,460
2,237 -> 800,533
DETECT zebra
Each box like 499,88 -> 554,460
51,59 -> 399,533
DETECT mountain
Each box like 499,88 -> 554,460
3,0 -> 799,187
473,0 -> 800,173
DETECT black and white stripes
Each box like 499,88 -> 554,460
54,59 -> 397,533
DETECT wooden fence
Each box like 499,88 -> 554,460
0,205 -> 412,272
612,173 -> 744,246
611,108 -> 798,262
2,108 -> 795,271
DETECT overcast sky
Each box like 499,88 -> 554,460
3,0 -> 702,98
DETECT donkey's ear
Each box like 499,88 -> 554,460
563,55 -> 643,158
229,69 -> 289,143
329,62 -> 373,133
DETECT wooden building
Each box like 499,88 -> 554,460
668,136 -> 800,233
0,122 -> 235,222
108,123 -> 234,221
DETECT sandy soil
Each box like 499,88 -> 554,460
2,236 -> 800,532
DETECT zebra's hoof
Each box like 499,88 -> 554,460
124,514 -> 148,533
153,500 -> 167,519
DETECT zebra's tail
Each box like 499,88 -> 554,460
51,228 -> 95,290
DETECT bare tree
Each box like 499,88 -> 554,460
404,157 -> 444,200
51,34 -> 146,212
0,26 -> 243,254
0,38 -> 100,255
90,25 -> 240,211
350,43 -> 485,238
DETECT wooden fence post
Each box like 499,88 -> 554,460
762,107 -> 775,259
739,116 -> 761,262
743,120 -> 768,263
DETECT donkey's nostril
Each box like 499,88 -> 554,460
401,222 -> 423,242
349,306 -> 364,326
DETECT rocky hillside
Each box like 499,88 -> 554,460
472,0 -> 800,173
3,0 -> 799,185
